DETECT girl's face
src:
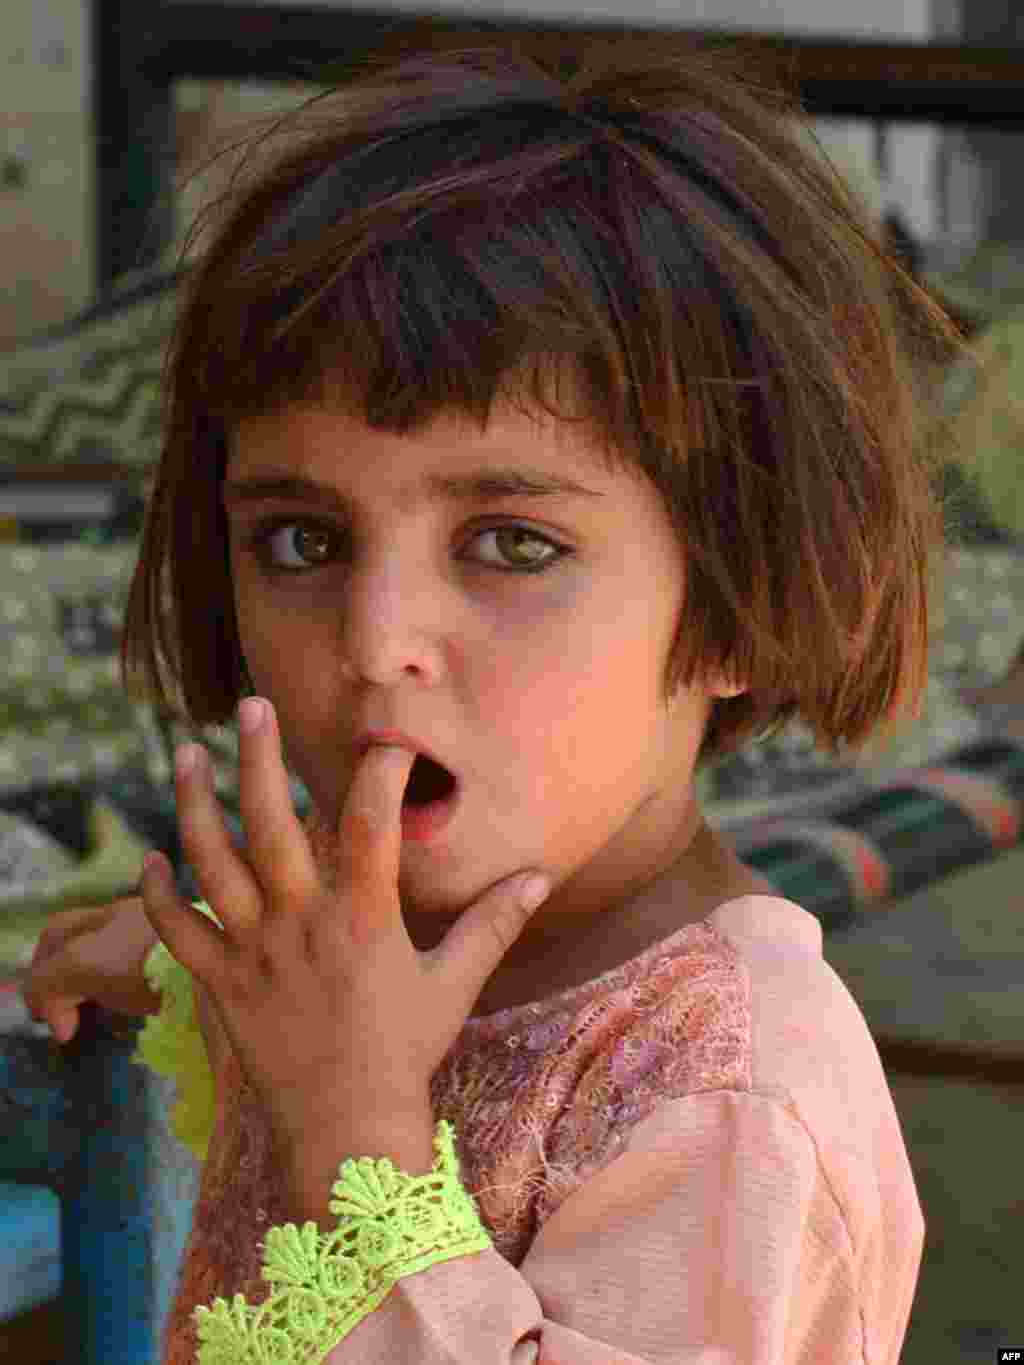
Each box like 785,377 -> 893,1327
223,400 -> 746,982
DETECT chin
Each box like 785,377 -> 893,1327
398,862 -> 500,916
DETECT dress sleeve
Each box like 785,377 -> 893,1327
193,1089 -> 917,1365
131,901 -> 224,1165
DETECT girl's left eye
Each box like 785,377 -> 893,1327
240,519 -> 573,576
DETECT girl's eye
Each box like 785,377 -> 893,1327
241,519 -> 572,576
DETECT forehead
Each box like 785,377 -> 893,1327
229,398 -> 603,462
224,402 -> 627,512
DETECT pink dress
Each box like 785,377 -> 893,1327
153,880 -> 923,1364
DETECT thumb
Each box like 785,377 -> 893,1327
436,872 -> 551,1007
23,974 -> 86,1042
22,951 -> 79,1026
49,1005 -> 83,1044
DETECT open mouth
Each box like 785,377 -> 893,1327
402,753 -> 458,808
400,753 -> 460,842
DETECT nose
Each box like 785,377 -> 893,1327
336,551 -> 448,686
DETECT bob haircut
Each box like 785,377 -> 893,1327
121,36 -> 975,771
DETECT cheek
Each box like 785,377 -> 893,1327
483,618 -> 665,773
476,596 -> 599,713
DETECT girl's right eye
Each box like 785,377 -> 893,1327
243,519 -> 339,574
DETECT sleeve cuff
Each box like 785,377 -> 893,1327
194,1119 -> 494,1363
130,900 -> 223,1164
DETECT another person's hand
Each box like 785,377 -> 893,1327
22,896 -> 163,1043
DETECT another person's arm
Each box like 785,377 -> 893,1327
23,896 -> 162,1041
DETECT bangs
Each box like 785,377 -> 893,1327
183,104 -> 721,475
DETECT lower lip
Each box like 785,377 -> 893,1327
400,787 -> 460,842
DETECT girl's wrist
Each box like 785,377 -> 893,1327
277,1112 -> 438,1229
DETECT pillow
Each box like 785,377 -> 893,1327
0,263 -> 183,483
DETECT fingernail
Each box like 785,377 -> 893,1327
176,744 -> 201,778
239,697 -> 265,733
520,875 -> 551,911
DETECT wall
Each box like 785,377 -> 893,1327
0,0 -> 92,348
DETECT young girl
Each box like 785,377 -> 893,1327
26,36 -> 972,1364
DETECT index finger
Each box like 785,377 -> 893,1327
339,744 -> 416,884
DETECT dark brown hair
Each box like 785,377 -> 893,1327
121,36 -> 977,770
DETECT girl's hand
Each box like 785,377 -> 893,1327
138,698 -> 551,1178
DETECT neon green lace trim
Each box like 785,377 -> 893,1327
131,900 -> 222,1163
194,1118 -> 494,1363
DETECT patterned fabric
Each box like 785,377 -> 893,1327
0,540 -> 162,801
0,260 -> 182,476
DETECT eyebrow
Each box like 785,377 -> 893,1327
222,467 -> 605,510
